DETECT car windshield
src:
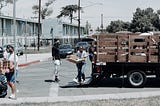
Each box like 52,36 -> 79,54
59,45 -> 71,49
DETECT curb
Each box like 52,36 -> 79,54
18,60 -> 40,67
1,90 -> 160,104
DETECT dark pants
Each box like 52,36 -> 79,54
76,63 -> 85,82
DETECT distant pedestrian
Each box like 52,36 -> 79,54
5,46 -> 18,99
89,45 -> 95,62
52,40 -> 61,82
76,46 -> 88,84
88,43 -> 97,76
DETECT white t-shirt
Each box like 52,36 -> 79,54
76,50 -> 88,63
3,50 -> 9,60
8,53 -> 18,70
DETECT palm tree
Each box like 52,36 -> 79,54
32,0 -> 55,19
0,0 -> 18,14
57,4 -> 81,24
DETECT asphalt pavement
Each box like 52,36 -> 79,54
1,53 -> 160,105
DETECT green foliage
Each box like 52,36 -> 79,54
130,7 -> 159,32
57,5 -> 81,23
106,20 -> 130,33
106,7 -> 160,33
0,0 -> 17,11
32,0 -> 55,19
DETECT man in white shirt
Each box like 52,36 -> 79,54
5,46 -> 18,99
76,46 -> 88,84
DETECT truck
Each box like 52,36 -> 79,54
91,33 -> 160,87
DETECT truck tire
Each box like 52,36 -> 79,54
127,70 -> 146,87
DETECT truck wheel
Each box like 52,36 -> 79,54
127,70 -> 146,87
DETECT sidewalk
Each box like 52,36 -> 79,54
1,91 -> 160,105
18,53 -> 52,67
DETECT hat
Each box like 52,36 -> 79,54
56,40 -> 59,43
8,45 -> 14,50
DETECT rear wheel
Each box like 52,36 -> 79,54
127,70 -> 146,87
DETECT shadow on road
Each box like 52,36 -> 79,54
44,79 -> 55,83
89,78 -> 160,88
60,77 -> 160,88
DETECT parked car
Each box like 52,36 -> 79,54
59,44 -> 74,58
75,42 -> 90,52
0,46 -> 3,58
3,42 -> 24,56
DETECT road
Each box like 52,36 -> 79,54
11,58 -> 160,98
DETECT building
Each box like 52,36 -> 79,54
0,15 -> 40,47
42,18 -> 86,46
0,16 -> 86,47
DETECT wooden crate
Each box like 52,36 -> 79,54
98,41 -> 117,47
129,55 -> 147,62
98,54 -> 116,62
150,55 -> 158,63
94,33 -> 160,63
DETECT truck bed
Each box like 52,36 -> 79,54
93,33 -> 160,63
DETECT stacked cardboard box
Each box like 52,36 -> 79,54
66,55 -> 83,64
0,61 -> 13,72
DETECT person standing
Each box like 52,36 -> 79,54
5,46 -> 18,99
89,45 -> 95,62
52,40 -> 61,82
76,46 -> 88,84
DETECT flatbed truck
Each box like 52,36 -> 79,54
91,33 -> 160,87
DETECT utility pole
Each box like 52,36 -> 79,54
100,14 -> 104,32
37,0 -> 41,51
13,0 -> 17,98
50,27 -> 54,46
78,0 -> 81,41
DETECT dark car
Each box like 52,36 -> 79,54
75,42 -> 90,52
0,47 -> 3,58
59,44 -> 74,58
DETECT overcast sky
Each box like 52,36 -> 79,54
1,0 -> 160,29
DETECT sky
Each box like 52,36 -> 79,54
1,0 -> 160,30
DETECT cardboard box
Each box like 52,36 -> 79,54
66,55 -> 83,64
0,61 -> 13,71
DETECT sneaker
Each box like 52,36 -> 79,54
55,77 -> 60,82
9,94 -> 16,99
73,78 -> 78,83
81,79 -> 86,83
16,80 -> 20,84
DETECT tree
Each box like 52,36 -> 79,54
0,0 -> 17,14
105,7 -> 160,33
32,0 -> 55,19
106,20 -> 130,33
57,5 -> 81,24
130,7 -> 159,32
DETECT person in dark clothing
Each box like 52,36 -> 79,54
89,45 -> 95,62
52,40 -> 61,82
88,43 -> 97,76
